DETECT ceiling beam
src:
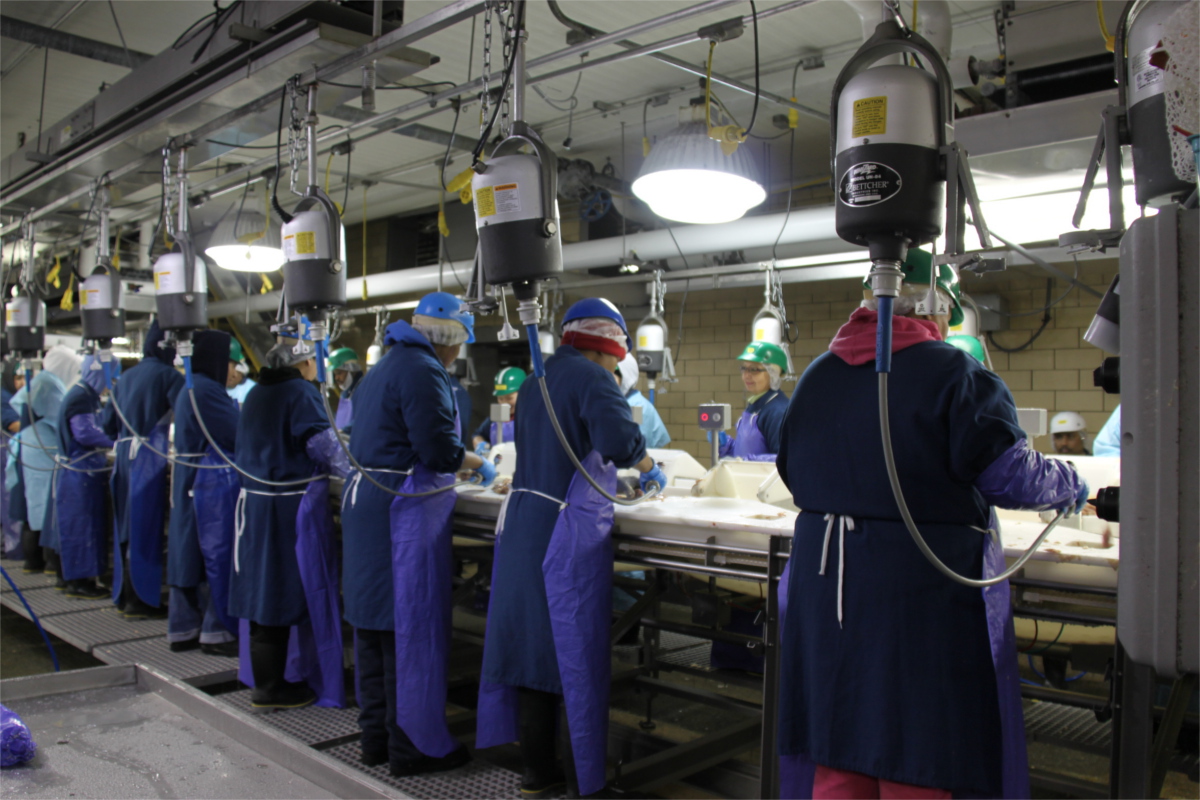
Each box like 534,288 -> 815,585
0,15 -> 153,69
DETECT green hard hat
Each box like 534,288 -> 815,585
737,341 -> 789,373
862,248 -> 964,327
494,367 -> 526,396
945,334 -> 986,364
328,347 -> 361,371
229,339 -> 246,363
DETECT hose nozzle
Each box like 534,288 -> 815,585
868,259 -> 904,299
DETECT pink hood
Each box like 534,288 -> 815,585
828,307 -> 942,366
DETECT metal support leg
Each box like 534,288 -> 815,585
1149,673 -> 1197,798
1110,640 -> 1156,798
758,536 -> 783,799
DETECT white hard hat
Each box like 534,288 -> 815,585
1050,411 -> 1087,434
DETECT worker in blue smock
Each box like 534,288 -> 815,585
107,321 -> 183,618
616,353 -> 670,448
225,339 -> 256,406
53,355 -> 114,599
227,337 -> 349,709
714,341 -> 788,462
167,330 -> 239,657
472,367 -> 524,454
341,292 -> 493,777
1093,405 -> 1121,456
328,347 -> 363,432
477,298 -> 663,798
775,253 -> 1089,799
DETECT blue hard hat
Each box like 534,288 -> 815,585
562,297 -> 631,351
415,291 -> 475,344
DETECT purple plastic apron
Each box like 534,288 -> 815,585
237,476 -> 345,709
776,512 -> 1029,800
390,464 -> 459,757
334,396 -> 353,430
113,422 -> 169,607
729,409 -> 777,462
490,420 -> 515,446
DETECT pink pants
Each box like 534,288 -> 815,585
813,765 -> 952,799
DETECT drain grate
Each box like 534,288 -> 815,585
94,638 -> 238,684
326,741 -> 535,799
1025,701 -> 1112,753
219,689 -> 361,746
42,607 -> 167,652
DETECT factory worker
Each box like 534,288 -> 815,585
225,339 -> 256,405
228,336 -> 349,710
478,298 -> 661,799
107,321 -> 183,619
167,330 -> 239,657
616,353 -> 670,448
328,347 -> 363,432
8,347 -> 79,586
712,341 -> 788,461
473,367 -> 525,453
341,292 -> 493,776
1093,405 -> 1120,456
775,250 -> 1088,800
1050,411 -> 1090,455
2,362 -> 25,561
53,355 -> 114,599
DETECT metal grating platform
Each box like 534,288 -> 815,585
326,741 -> 532,800
1025,701 -> 1112,754
0,567 -> 56,593
656,631 -> 714,670
2,586 -> 112,617
94,638 -> 239,684
40,606 -> 168,652
219,689 -> 361,746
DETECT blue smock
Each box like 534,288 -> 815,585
481,346 -> 646,693
226,377 -> 256,405
626,389 -> 670,448
54,380 -> 112,580
108,324 -> 184,548
227,366 -> 329,626
776,341 -> 1024,797
341,320 -> 464,631
10,372 -> 66,539
6,387 -> 31,529
720,388 -> 787,460
1093,405 -> 1120,456
168,331 -> 239,588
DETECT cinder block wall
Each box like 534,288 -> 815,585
619,257 -> 1119,463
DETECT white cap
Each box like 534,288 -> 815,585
1049,411 -> 1087,434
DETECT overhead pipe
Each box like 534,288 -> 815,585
0,15 -> 152,68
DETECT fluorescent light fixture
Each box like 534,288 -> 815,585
632,122 -> 766,225
206,209 -> 285,273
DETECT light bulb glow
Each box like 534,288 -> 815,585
205,244 -> 286,273
632,168 -> 766,225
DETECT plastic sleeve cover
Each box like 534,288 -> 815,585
305,428 -> 351,480
973,439 -> 1084,512
70,413 -> 115,449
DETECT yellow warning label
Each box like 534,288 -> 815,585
294,231 -> 317,255
154,271 -> 167,290
475,185 -> 496,217
852,96 -> 887,138
81,290 -> 94,307
754,328 -> 766,340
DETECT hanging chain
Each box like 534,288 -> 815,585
480,3 -> 493,136
287,79 -> 305,196
162,142 -> 177,240
652,269 -> 667,319
500,3 -> 516,136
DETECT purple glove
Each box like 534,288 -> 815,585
70,413 -> 114,450
974,439 -> 1084,512
305,429 -> 351,480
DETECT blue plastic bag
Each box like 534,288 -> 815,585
0,704 -> 37,768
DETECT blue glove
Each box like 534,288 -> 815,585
705,430 -> 731,447
1071,480 -> 1090,516
474,440 -> 491,456
640,465 -> 667,493
473,459 -> 496,487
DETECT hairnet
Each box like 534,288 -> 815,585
81,355 -> 108,394
860,284 -> 953,319
43,345 -> 83,389
411,313 -> 471,347
617,352 -> 639,395
266,338 -> 315,369
562,318 -> 629,359
765,362 -> 784,391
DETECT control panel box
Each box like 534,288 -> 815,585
697,403 -> 733,431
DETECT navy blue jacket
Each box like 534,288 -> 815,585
341,320 -> 465,630
105,322 -> 183,438
56,383 -> 104,457
746,388 -> 787,454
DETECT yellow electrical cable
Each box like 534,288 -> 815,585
704,40 -> 744,153
324,153 -> 344,216
59,273 -> 75,311
361,184 -> 369,301
1096,0 -> 1116,52
704,40 -> 716,130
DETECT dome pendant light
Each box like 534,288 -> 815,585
206,198 -> 285,273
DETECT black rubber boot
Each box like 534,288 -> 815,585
249,623 -> 315,710
388,746 -> 471,778
64,578 -> 108,599
21,527 -> 44,573
519,688 -> 566,798
200,640 -> 239,658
